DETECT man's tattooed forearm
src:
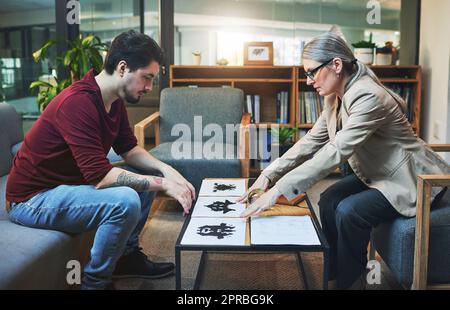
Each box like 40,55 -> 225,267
115,172 -> 150,192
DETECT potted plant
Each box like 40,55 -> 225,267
375,45 -> 392,66
271,127 -> 296,156
352,34 -> 377,65
29,35 -> 108,112
216,58 -> 229,66
192,51 -> 202,65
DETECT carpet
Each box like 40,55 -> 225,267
113,178 -> 401,290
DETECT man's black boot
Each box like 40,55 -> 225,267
113,247 -> 174,279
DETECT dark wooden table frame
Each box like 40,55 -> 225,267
174,195 -> 330,290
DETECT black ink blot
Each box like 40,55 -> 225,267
197,223 -> 235,239
205,200 -> 236,214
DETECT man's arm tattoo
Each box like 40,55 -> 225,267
115,172 -> 150,192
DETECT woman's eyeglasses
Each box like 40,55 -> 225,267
304,59 -> 333,80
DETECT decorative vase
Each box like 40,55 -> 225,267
354,48 -> 374,65
375,52 -> 392,66
192,54 -> 201,65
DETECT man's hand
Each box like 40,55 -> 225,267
240,187 -> 282,218
162,178 -> 194,215
236,174 -> 270,203
162,166 -> 196,201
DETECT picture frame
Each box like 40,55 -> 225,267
244,42 -> 274,66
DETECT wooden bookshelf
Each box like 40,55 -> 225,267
370,65 -> 422,136
296,65 -> 422,138
170,65 -> 296,127
170,65 -> 422,175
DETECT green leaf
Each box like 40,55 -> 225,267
63,49 -> 76,66
271,127 -> 295,145
81,52 -> 90,77
351,40 -> 377,49
29,80 -> 54,90
89,48 -> 103,72
82,35 -> 95,47
32,39 -> 57,62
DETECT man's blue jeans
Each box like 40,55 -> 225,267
8,168 -> 156,289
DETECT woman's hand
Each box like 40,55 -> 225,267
236,174 -> 270,203
240,187 -> 282,218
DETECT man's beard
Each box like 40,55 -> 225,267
123,87 -> 141,104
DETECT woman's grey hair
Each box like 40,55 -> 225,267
302,32 -> 406,112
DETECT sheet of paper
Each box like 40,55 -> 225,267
198,179 -> 247,197
181,217 -> 247,246
250,216 -> 320,245
191,197 -> 246,218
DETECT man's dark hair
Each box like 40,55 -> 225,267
104,30 -> 164,74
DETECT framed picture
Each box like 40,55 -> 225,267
244,42 -> 274,66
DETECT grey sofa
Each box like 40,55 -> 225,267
0,103 -> 93,289
134,87 -> 251,192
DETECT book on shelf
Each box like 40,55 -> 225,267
246,94 -> 254,123
385,83 -> 415,122
275,90 -> 289,124
298,91 -> 323,124
254,95 -> 260,123
245,94 -> 261,124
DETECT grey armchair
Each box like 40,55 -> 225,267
134,87 -> 251,192
370,144 -> 450,289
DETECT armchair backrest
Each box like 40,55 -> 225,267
159,87 -> 244,144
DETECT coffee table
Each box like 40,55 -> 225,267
174,181 -> 330,290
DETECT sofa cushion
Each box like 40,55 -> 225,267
0,104 -> 23,176
0,220 -> 94,289
150,142 -> 241,191
0,175 -> 9,220
373,189 -> 450,286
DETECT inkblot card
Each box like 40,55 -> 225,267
198,179 -> 247,197
181,217 -> 247,246
191,197 -> 246,218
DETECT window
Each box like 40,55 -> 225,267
174,0 -> 402,66
80,0 -> 160,106
0,0 -> 55,126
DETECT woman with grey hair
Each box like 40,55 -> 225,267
238,32 -> 449,289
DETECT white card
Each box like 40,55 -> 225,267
181,217 -> 247,246
198,179 -> 247,197
191,197 -> 246,218
251,216 -> 320,245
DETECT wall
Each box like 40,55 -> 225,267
400,0 -> 420,64
419,0 -> 450,162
